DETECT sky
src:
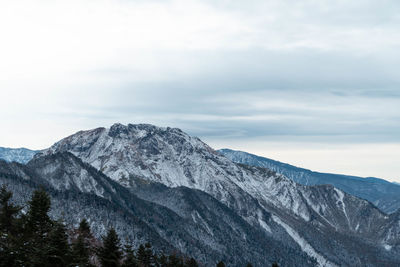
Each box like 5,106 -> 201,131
0,0 -> 399,181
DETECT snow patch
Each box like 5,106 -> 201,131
258,218 -> 272,233
135,130 -> 148,138
191,211 -> 213,236
334,188 -> 350,227
272,215 -> 337,267
257,209 -> 271,233
384,244 -> 392,251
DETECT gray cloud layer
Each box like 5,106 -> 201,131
1,0 -> 399,179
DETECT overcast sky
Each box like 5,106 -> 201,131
1,0 -> 399,181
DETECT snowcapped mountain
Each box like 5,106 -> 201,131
0,147 -> 38,163
36,123 -> 400,266
0,153 -> 315,266
219,149 -> 400,213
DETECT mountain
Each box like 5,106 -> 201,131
219,149 -> 400,214
35,123 -> 400,266
0,153 -> 172,250
0,147 -> 38,163
0,153 -> 315,266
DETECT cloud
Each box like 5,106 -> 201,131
0,0 -> 399,180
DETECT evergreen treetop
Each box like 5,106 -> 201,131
97,228 -> 123,267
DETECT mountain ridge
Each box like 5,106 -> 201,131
35,123 -> 400,266
218,148 -> 400,213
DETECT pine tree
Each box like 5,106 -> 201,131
26,188 -> 53,235
144,242 -> 154,266
47,220 -> 71,267
121,243 -> 138,267
71,235 -> 92,267
97,228 -> 122,267
135,243 -> 154,266
185,257 -> 198,267
0,185 -> 21,233
167,253 -> 183,267
0,185 -> 22,267
216,261 -> 226,267
71,219 -> 93,267
24,188 -> 54,266
79,218 -> 91,237
157,252 -> 168,267
136,244 -> 146,265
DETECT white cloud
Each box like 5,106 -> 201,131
0,0 -> 399,181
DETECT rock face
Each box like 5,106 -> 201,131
0,147 -> 38,163
34,123 -> 400,266
219,148 -> 400,214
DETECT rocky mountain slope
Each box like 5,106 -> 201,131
0,153 -> 315,266
0,147 -> 37,163
36,123 -> 400,266
219,149 -> 400,213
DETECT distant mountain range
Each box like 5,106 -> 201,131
0,147 -> 38,163
218,149 -> 400,214
0,124 -> 399,266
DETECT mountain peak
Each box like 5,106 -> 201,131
40,123 -> 217,187
107,123 -> 186,140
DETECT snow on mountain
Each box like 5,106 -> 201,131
219,148 -> 400,213
0,147 -> 38,163
0,152 -> 316,266
38,123 -> 400,266
40,124 -> 330,225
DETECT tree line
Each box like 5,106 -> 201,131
0,185 -> 279,267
